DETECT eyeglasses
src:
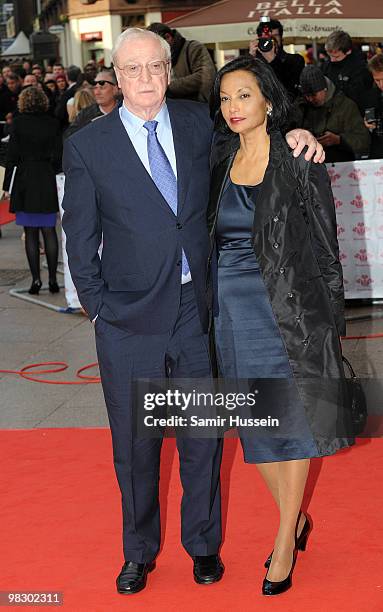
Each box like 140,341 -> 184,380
93,80 -> 115,88
115,60 -> 169,78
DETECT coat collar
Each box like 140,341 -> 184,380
208,130 -> 291,237
215,129 -> 287,176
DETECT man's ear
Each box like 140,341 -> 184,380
113,67 -> 120,88
346,49 -> 352,56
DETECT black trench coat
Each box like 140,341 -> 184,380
207,131 -> 353,455
3,113 -> 62,214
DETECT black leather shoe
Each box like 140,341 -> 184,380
262,552 -> 296,596
116,560 -> 155,595
193,555 -> 224,584
28,280 -> 42,295
264,514 -> 312,568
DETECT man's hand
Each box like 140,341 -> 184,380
285,129 -> 325,163
364,119 -> 376,131
317,131 -> 340,148
249,39 -> 277,63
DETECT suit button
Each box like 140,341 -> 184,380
176,261 -> 181,267
279,267 -> 285,274
301,339 -> 309,346
176,223 -> 182,229
273,215 -> 280,223
273,242 -> 280,249
295,315 -> 302,322
287,292 -> 294,298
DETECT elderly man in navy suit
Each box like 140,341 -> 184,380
62,28 -> 323,595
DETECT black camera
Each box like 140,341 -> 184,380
258,37 -> 274,53
258,17 -> 274,53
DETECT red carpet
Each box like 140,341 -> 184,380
1,430 -> 382,611
0,198 -> 14,225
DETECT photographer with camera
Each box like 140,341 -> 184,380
249,17 -> 304,100
359,54 -> 383,159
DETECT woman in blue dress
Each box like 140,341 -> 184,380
208,57 -> 352,595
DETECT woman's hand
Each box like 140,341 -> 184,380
2,191 -> 10,200
285,129 -> 325,163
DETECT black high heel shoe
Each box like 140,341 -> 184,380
28,280 -> 42,295
48,281 -> 60,294
262,551 -> 297,596
264,514 -> 312,568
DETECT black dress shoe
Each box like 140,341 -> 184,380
116,560 -> 155,595
193,554 -> 224,584
264,514 -> 312,568
28,280 -> 42,295
48,281 -> 60,294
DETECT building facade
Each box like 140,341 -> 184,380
38,0 -> 216,67
0,0 -> 35,53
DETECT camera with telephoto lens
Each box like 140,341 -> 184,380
258,16 -> 274,53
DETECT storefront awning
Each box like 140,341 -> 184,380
1,31 -> 31,57
167,0 -> 383,45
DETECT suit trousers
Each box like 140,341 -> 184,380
95,282 -> 223,563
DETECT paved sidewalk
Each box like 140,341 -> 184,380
0,222 -> 106,429
1,220 -> 383,429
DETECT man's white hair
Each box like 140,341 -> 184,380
112,27 -> 171,66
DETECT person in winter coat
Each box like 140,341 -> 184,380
292,66 -> 370,163
321,30 -> 372,109
147,23 -> 216,103
2,86 -> 62,294
359,53 -> 383,159
208,56 -> 352,597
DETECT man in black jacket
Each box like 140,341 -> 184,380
359,54 -> 383,159
321,30 -> 372,109
55,64 -> 81,130
250,18 -> 304,100
0,72 -> 13,120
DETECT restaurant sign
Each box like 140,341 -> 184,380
247,0 -> 343,18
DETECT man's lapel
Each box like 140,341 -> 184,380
99,106 -> 176,219
167,99 -> 194,215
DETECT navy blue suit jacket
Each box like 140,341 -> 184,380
62,100 -> 213,334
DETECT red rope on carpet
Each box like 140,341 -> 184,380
0,333 -> 382,384
0,362 -> 100,384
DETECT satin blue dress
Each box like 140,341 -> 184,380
214,178 -> 318,463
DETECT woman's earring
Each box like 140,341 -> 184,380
267,107 -> 273,116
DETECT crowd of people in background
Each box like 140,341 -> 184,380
251,22 -> 383,163
0,22 -> 382,162
1,21 -> 383,280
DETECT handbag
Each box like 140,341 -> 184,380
342,355 -> 367,436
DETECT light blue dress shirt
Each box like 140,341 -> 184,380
119,102 -> 191,284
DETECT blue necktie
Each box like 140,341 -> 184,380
144,120 -> 189,277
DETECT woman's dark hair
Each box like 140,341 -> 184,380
210,55 -> 291,134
